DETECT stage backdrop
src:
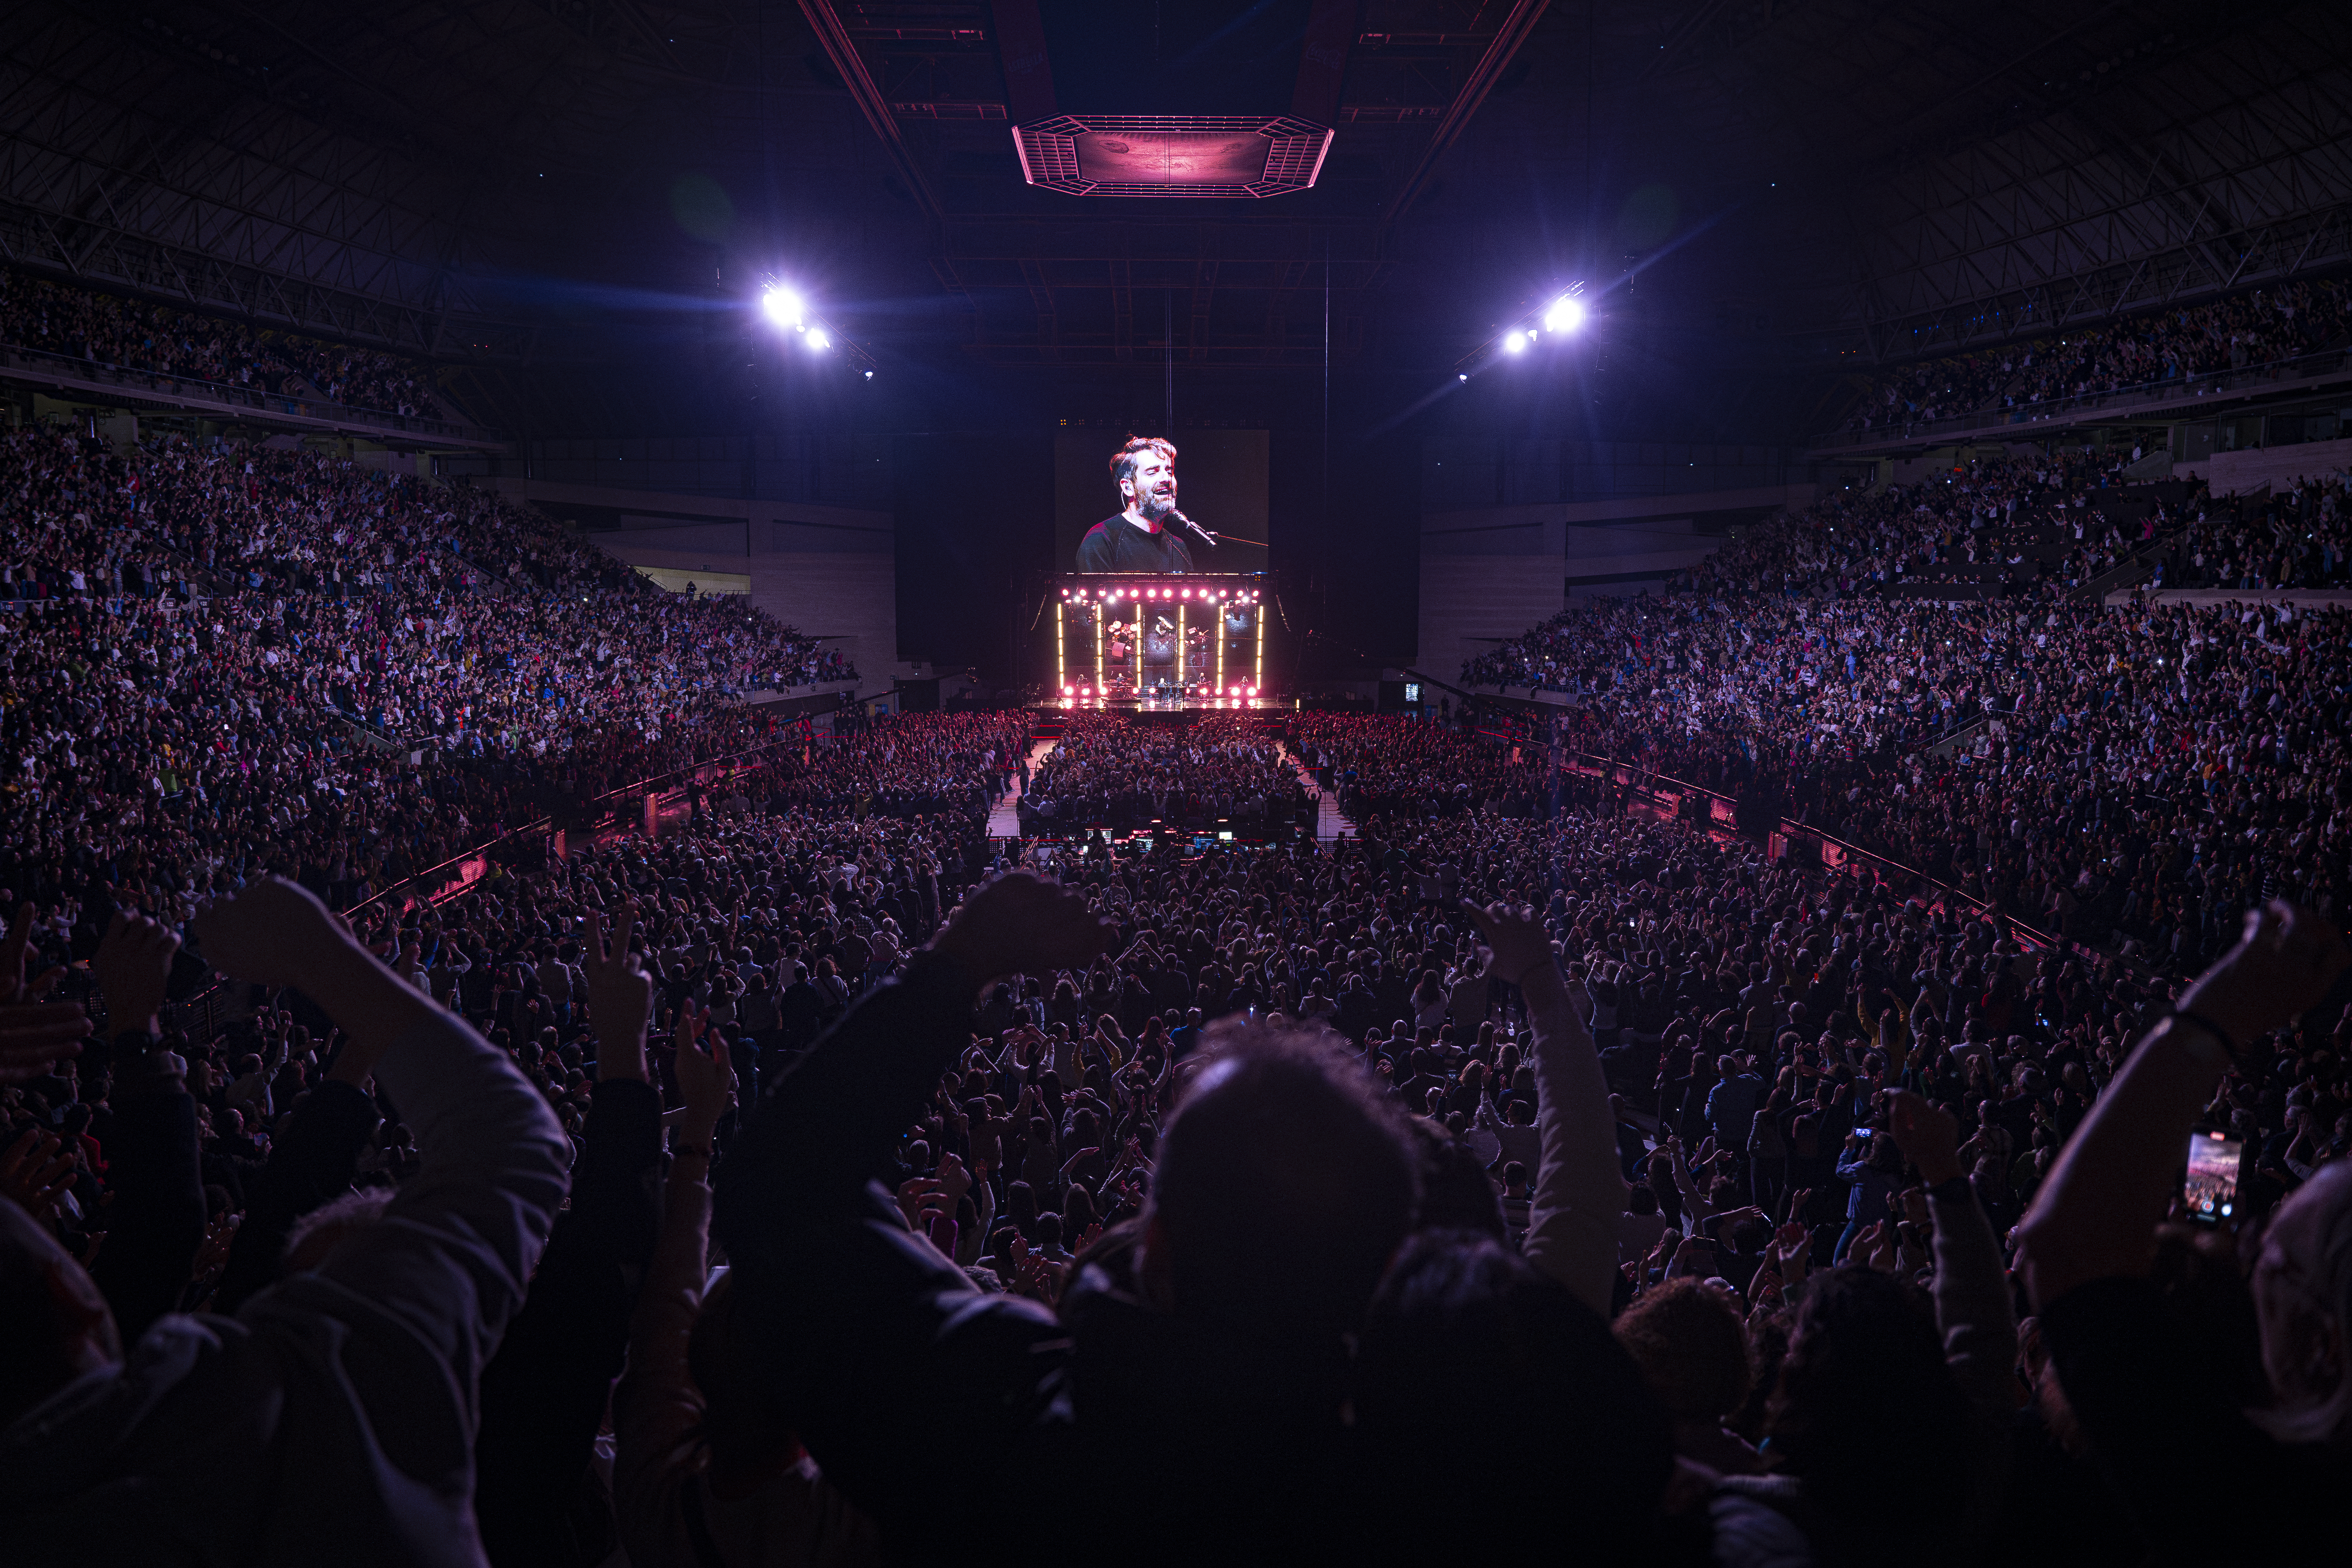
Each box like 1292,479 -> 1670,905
1054,428 -> 1269,574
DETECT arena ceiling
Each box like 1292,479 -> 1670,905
2,0 -> 2347,435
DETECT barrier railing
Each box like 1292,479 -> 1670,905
162,720 -> 820,1040
1558,749 -> 2069,955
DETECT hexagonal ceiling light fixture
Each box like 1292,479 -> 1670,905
1013,115 -> 1334,199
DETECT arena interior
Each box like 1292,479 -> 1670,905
4,1 -> 2352,1560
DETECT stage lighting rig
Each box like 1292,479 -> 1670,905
1542,293 -> 1587,334
754,281 -> 873,372
760,286 -> 805,329
1456,282 -> 1591,379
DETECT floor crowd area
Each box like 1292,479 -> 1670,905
1,708 -> 2347,1564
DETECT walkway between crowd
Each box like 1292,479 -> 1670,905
986,736 -> 1060,838
1278,743 -> 1356,841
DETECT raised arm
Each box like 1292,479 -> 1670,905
85,913 -> 207,1344
708,875 -> 1111,1536
1888,1090 -> 2016,1413
1668,1146 -> 1718,1227
192,878 -> 570,1404
612,1029 -> 730,1568
2016,902 -> 2345,1307
470,909 -> 673,1566
1467,900 -> 1624,1319
211,1077 -> 382,1316
2014,904 -> 2346,1554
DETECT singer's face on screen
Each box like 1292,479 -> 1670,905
1122,449 -> 1178,521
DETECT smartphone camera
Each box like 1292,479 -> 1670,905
2184,1128 -> 2242,1224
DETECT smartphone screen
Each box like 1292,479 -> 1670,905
2184,1129 -> 2243,1223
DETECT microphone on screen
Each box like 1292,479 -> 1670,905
1168,509 -> 1219,549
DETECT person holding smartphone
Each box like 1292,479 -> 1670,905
2016,901 -> 2352,1557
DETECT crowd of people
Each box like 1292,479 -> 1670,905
1460,444 -> 2352,970
1018,711 -> 1306,832
2149,471 -> 2352,590
2,266 -> 455,420
1847,276 -> 2352,434
0,424 -> 866,943
1293,709 -> 1545,820
3,697 -> 2346,1559
759,709 -> 1032,822
0,274 -> 2349,1558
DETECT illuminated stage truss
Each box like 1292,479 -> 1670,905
1051,574 -> 1271,709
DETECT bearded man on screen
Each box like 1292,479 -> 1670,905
1078,435 -> 1195,574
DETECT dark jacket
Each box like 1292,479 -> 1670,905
1,1013 -> 569,1565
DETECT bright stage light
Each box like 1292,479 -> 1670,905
1543,294 -> 1587,333
761,287 -> 805,329
805,327 -> 831,351
1503,330 -> 1528,353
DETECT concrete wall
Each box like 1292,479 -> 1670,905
1418,482 -> 1810,680
484,477 -> 913,681
1420,514 -> 1568,685
2185,435 -> 2352,497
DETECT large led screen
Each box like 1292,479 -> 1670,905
1053,427 -> 1269,575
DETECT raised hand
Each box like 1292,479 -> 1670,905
191,877 -> 346,987
896,1176 -> 948,1233
0,1127 -> 79,1217
937,1152 -> 974,1209
932,872 -> 1113,987
1886,1089 -> 1965,1184
0,901 -> 65,1006
93,911 -> 182,1037
581,901 -> 654,1077
1460,899 -> 1554,987
672,1016 -> 733,1144
1007,1233 -> 1056,1303
2177,901 -> 2350,1051
1771,1220 -> 1810,1285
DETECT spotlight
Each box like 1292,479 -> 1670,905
805,327 -> 831,352
863,369 -> 874,379
1503,330 -> 1529,353
1458,373 -> 1468,381
761,287 -> 805,329
1543,294 -> 1587,333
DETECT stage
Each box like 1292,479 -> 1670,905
1041,694 -> 1290,720
1039,572 -> 1282,705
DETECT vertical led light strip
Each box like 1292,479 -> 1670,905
1055,601 -> 1065,694
1216,596 -> 1226,693
1176,600 -> 1185,698
1096,594 -> 1107,695
1254,601 -> 1264,695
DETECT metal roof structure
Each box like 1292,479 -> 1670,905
2,0 -> 2345,437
